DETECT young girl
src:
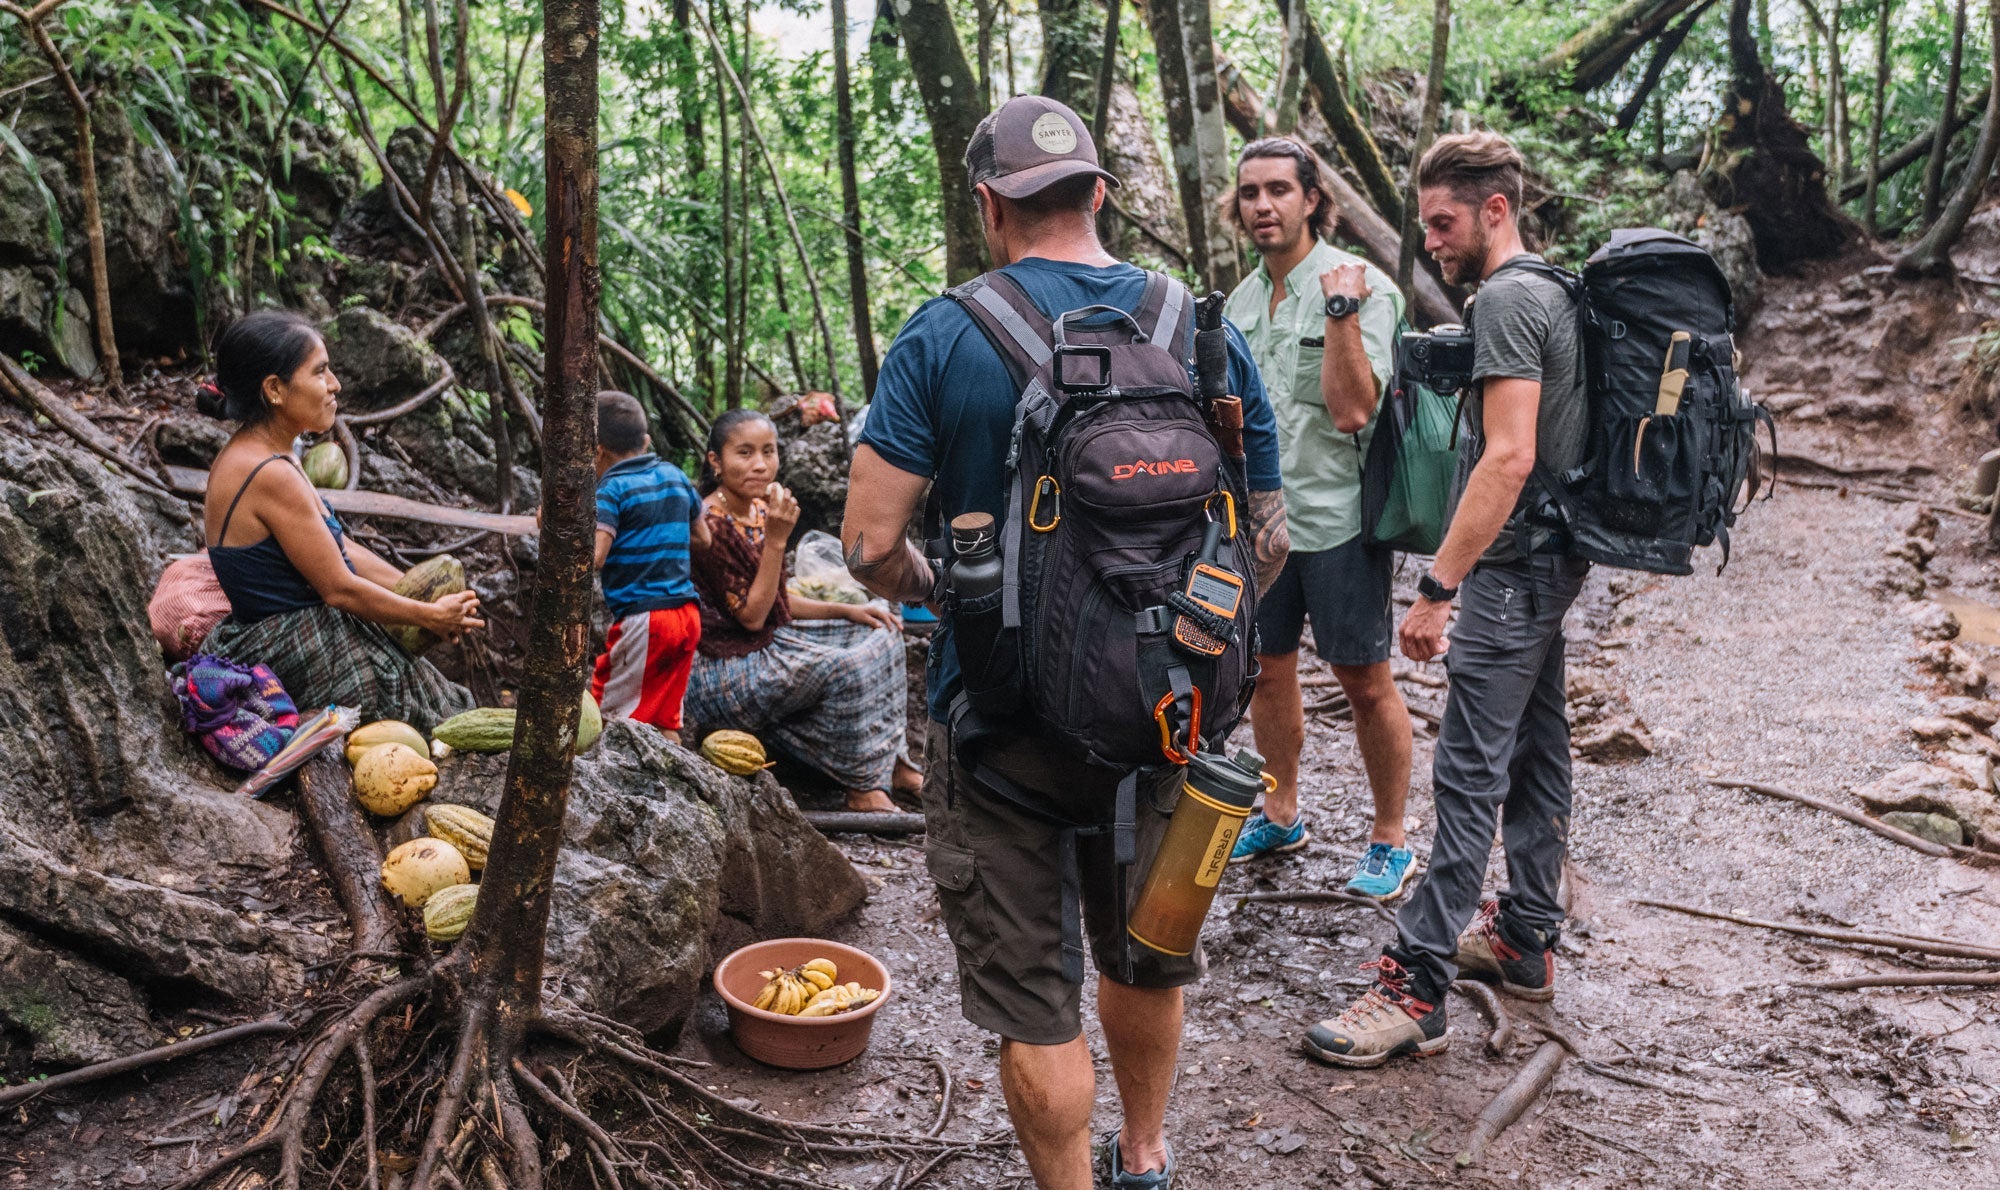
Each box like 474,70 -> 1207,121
197,310 -> 481,731
686,409 -> 918,812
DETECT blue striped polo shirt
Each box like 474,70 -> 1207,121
595,453 -> 702,618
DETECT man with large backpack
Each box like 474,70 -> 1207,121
843,96 -> 1287,1188
1303,131 -> 1592,1068
1220,136 -> 1417,900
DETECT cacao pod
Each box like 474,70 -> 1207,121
425,804 -> 494,869
700,730 -> 768,776
423,882 -> 479,941
434,693 -> 603,754
388,554 -> 467,656
345,720 -> 428,766
380,837 -> 470,907
352,742 -> 438,815
577,691 -> 602,752
302,441 -> 348,489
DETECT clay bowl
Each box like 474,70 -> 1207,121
714,937 -> 892,1070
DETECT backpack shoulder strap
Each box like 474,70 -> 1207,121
1132,271 -> 1193,357
1489,255 -> 1582,302
945,270 -> 1055,389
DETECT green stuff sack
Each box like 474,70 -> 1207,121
1361,318 -> 1461,555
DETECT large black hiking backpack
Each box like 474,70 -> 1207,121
1493,231 -> 1772,575
941,269 -> 1258,773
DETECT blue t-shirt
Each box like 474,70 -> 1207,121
595,454 -> 703,618
860,257 -> 1284,722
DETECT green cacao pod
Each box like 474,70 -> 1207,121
302,441 -> 348,489
422,883 -> 479,942
388,554 -> 468,655
425,804 -> 494,869
700,730 -> 768,776
433,692 -> 603,754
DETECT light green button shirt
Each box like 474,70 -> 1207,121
1224,241 -> 1402,553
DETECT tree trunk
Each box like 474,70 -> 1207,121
1039,0 -> 1100,112
1699,0 -> 1853,268
1276,0 -> 1402,226
1100,74 -> 1190,263
1897,0 -> 2000,275
1521,0 -> 1706,93
1092,0 -> 1122,150
1137,0 -> 1210,282
1862,0 -> 1891,236
1615,0 -> 1716,133
832,0 -> 879,397
1398,0 -> 1451,296
1271,0 -> 1306,135
1924,0 -> 1970,225
974,0 -> 997,107
892,0 -> 990,284
1180,0 -> 1240,292
736,0 -> 753,396
713,8 -> 738,407
1831,0 -> 1852,181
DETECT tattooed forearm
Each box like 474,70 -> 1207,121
845,532 -> 937,605
1247,488 -> 1290,595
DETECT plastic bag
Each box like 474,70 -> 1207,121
787,529 -> 869,605
235,704 -> 360,799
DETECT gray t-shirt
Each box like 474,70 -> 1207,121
1454,255 -> 1587,562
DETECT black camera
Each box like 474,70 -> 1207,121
1400,323 -> 1476,394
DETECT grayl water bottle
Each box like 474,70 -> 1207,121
1126,748 -> 1269,956
948,513 -> 1014,709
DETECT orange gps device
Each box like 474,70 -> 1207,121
1172,562 -> 1244,657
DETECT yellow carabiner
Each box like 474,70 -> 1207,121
1029,476 -> 1063,532
1208,489 -> 1238,539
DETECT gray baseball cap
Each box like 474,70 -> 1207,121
964,96 -> 1122,199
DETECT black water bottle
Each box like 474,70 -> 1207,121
948,512 -> 1018,712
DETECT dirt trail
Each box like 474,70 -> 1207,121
686,263 -> 2000,1188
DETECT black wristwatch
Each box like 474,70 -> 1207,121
1323,293 -> 1361,320
1417,572 -> 1458,603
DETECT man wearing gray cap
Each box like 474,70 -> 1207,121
843,96 -> 1288,1188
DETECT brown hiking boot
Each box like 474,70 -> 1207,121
1454,901 -> 1555,1001
1300,955 -> 1449,1069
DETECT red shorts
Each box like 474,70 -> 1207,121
591,603 -> 701,732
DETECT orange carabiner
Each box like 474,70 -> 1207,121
1152,688 -> 1204,765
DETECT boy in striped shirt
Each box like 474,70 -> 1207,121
590,391 -> 711,741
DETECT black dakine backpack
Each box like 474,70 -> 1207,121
940,269 -> 1257,771
1488,230 -> 1772,574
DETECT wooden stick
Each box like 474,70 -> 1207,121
165,465 -> 538,535
1234,888 -> 1398,923
0,1018 -> 290,1109
801,810 -> 927,835
0,355 -> 169,494
1631,899 -> 2000,963
1712,778 -> 1977,860
1803,970 -> 2000,990
1451,980 -> 1515,1058
1456,1041 -> 1566,1167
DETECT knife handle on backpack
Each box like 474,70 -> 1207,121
1211,396 -> 1245,459
1655,331 -> 1692,417
1195,292 -> 1229,406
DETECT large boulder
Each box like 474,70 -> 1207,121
321,306 -> 447,412
777,415 -> 853,542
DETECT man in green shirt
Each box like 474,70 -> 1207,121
1220,138 -> 1416,901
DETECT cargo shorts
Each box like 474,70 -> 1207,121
919,721 -> 1207,1046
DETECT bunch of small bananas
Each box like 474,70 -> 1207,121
750,958 -> 881,1017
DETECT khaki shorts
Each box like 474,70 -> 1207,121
919,722 -> 1207,1046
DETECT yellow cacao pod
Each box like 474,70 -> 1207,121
346,720 -> 428,766
422,883 -> 479,941
380,837 -> 470,908
700,730 -> 768,776
352,743 -> 438,816
425,804 -> 494,870
577,691 -> 602,752
389,554 -> 467,655
302,441 -> 348,489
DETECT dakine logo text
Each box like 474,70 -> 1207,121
1112,459 -> 1200,481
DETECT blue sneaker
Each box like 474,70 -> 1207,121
1345,842 -> 1417,900
1228,811 -> 1309,863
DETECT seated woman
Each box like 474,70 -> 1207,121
197,310 -> 482,733
687,409 -> 918,812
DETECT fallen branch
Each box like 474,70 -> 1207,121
1753,471 -> 1982,520
343,363 -> 457,427
1769,449 -> 1934,480
296,749 -> 404,958
1233,888 -> 1398,924
164,465 -> 538,536
1451,980 -> 1515,1058
1456,1040 -> 1566,1167
1545,1116 -> 1658,1165
1803,969 -> 2000,990
1712,777 -> 1986,861
802,810 -> 927,835
0,1017 -> 291,1110
1631,898 -> 2000,963
0,355 -> 170,494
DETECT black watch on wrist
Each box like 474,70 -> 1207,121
1417,572 -> 1458,603
1323,293 -> 1360,320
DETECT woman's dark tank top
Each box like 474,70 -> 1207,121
208,453 -> 355,624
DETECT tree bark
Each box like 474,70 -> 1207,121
1180,0 -> 1240,293
1398,0 -> 1451,296
1092,0 -> 1123,151
1897,0 -> 2000,275
1615,0 -> 1716,133
1100,75 -> 1191,264
1862,0 -> 1891,236
1521,0 -> 1706,94
1137,0 -> 1210,281
890,0 -> 990,284
974,0 -> 997,107
1271,0 -> 1306,135
1924,0 -> 1970,225
832,0 -> 879,397
1699,0 -> 1853,268
1275,0 -> 1402,226
1039,0 -> 1100,111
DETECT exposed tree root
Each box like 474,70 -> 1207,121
1450,980 -> 1515,1058
1456,1040 -> 1567,1167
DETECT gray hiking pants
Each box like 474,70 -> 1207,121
1393,553 -> 1590,992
